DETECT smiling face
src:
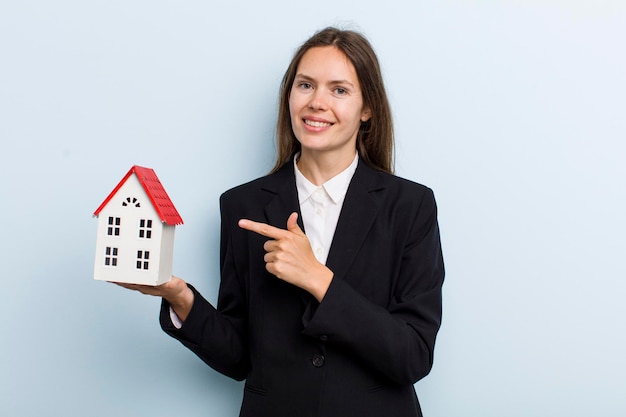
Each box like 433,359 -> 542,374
289,46 -> 371,162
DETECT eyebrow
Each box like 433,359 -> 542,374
294,73 -> 356,88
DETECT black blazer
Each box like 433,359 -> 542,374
160,160 -> 444,417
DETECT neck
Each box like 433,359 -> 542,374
297,149 -> 357,186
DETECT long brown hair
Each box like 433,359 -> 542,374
272,27 -> 394,174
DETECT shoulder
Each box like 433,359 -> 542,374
356,162 -> 435,204
381,171 -> 432,194
220,162 -> 294,208
381,172 -> 437,220
221,175 -> 269,199
348,162 -> 439,227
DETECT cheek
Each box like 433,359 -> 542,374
287,99 -> 301,142
341,104 -> 366,127
288,95 -> 297,118
289,91 -> 304,111
288,96 -> 306,127
288,107 -> 299,129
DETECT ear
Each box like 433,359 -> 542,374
361,107 -> 372,122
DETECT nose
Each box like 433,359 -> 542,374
308,89 -> 327,111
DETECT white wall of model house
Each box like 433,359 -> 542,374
93,171 -> 177,285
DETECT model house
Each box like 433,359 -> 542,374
93,165 -> 183,285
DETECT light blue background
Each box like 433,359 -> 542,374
1,1 -> 625,416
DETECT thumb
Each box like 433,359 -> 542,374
287,212 -> 304,236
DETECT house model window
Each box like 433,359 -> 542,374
93,166 -> 183,286
107,217 -> 121,236
138,219 -> 152,239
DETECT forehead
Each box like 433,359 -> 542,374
296,46 -> 358,83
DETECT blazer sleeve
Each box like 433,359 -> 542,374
159,199 -> 250,381
301,188 -> 444,386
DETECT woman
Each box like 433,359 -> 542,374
119,27 -> 444,417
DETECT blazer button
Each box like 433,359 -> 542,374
312,354 -> 325,368
320,335 -> 328,342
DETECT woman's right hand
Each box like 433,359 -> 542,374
112,276 -> 194,321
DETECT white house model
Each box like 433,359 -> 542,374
93,166 -> 183,285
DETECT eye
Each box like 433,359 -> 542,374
334,87 -> 348,96
297,82 -> 313,90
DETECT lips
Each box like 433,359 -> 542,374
304,119 -> 332,128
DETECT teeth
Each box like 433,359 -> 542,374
305,119 -> 331,128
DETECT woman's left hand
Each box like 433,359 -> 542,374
238,212 -> 333,302
112,276 -> 194,321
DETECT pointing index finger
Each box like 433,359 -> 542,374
238,219 -> 286,239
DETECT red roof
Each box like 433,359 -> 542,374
94,165 -> 183,225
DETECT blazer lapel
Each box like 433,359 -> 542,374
262,163 -> 304,230
260,162 -> 311,306
325,161 -> 385,281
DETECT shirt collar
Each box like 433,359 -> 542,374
294,152 -> 359,205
